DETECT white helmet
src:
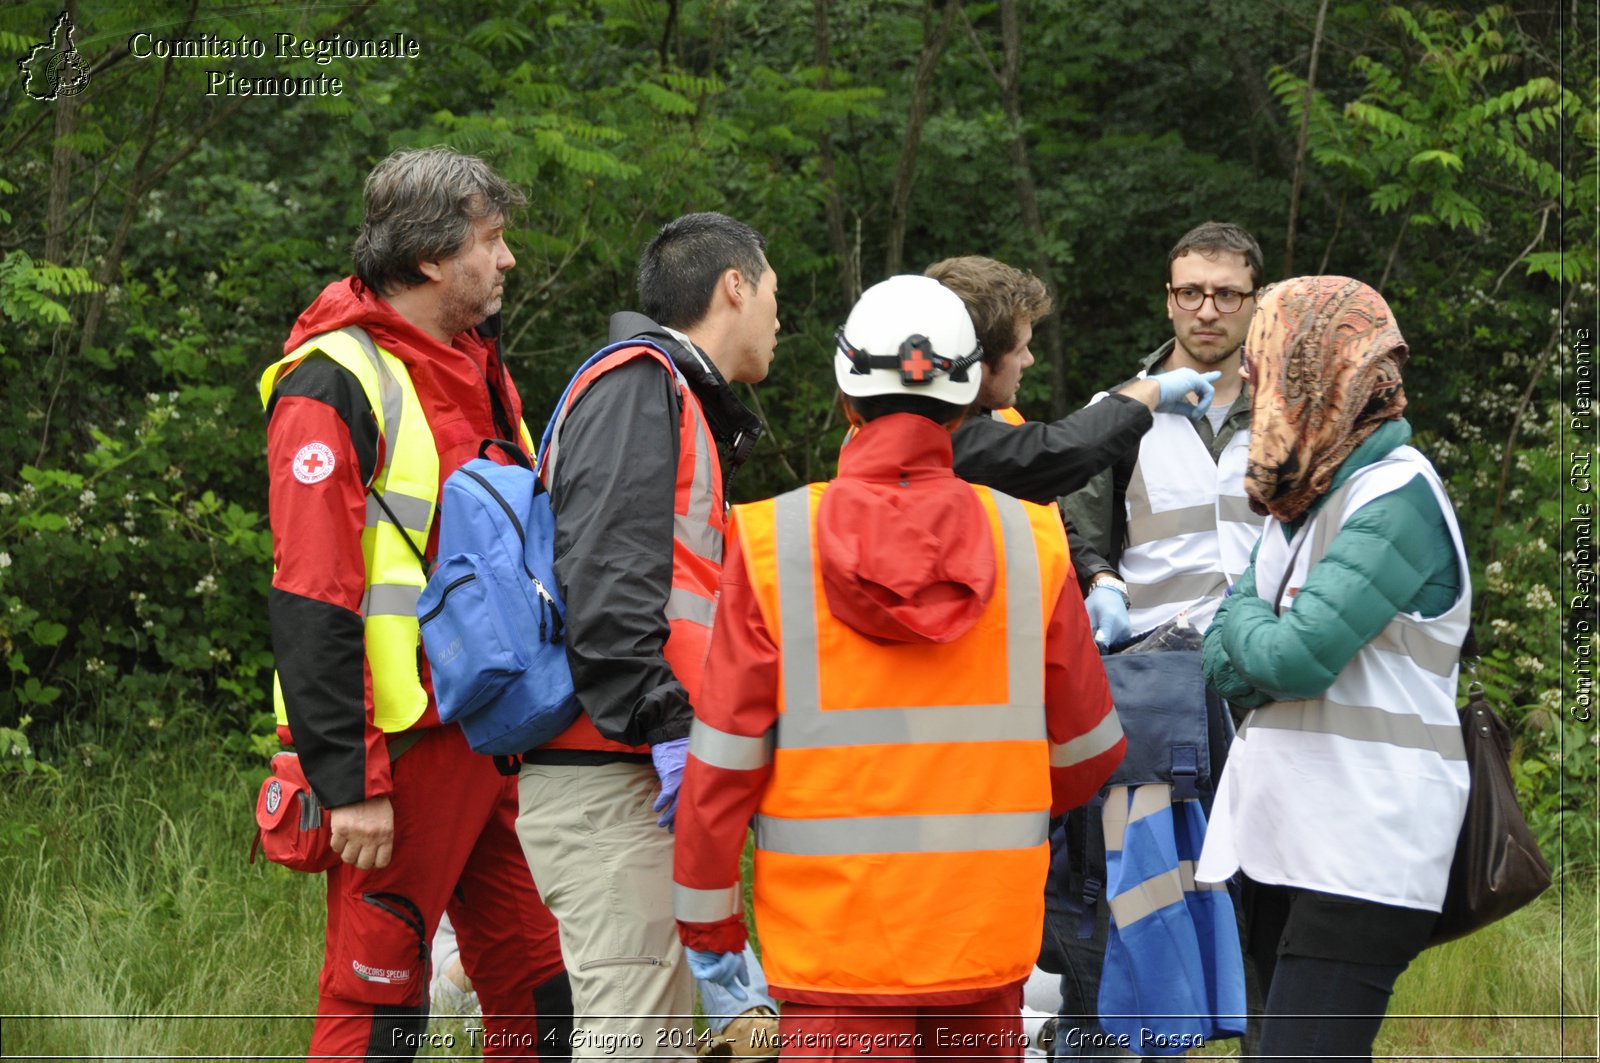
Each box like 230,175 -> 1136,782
834,275 -> 983,406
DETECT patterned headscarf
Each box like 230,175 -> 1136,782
1244,276 -> 1408,523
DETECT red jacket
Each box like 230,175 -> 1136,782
264,278 -> 527,808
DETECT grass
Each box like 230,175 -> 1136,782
0,740 -> 1594,1059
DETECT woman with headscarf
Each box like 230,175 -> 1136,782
1194,276 -> 1471,1062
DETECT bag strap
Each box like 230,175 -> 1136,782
367,486 -> 429,575
536,341 -> 685,482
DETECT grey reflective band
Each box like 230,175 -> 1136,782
1369,621 -> 1459,679
666,587 -> 718,628
365,491 -> 433,533
756,810 -> 1048,857
774,488 -> 822,718
1101,783 -> 1171,852
689,719 -> 774,771
341,327 -> 406,491
780,702 -> 1045,750
362,583 -> 422,618
1240,699 -> 1466,760
1217,494 -> 1266,527
993,491 -> 1044,708
1128,571 -> 1229,610
1126,503 -> 1217,548
1050,710 -> 1125,769
675,410 -> 724,563
673,882 -> 743,923
1125,459 -> 1153,525
1107,865 -> 1184,929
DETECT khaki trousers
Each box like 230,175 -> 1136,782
517,760 -> 694,1059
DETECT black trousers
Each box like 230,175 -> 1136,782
1242,878 -> 1437,1063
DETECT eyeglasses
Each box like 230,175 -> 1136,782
1169,285 -> 1255,314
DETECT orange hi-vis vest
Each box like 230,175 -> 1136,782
538,344 -> 725,754
735,482 -> 1070,998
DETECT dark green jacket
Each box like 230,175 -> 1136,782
1202,419 -> 1462,710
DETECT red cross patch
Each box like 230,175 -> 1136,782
292,441 -> 336,484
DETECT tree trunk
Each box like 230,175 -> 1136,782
997,0 -> 1064,417
813,0 -> 856,306
884,0 -> 960,276
1284,0 -> 1330,277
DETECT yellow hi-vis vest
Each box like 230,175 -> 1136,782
258,326 -> 530,734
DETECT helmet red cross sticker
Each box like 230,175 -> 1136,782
293,441 -> 336,484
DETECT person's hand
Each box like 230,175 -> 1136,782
1085,584 -> 1132,650
685,947 -> 750,1002
329,795 -> 393,869
1152,368 -> 1222,419
651,737 -> 690,831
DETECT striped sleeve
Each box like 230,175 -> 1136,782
1044,573 -> 1124,815
672,520 -> 775,953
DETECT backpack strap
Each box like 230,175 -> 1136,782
536,341 -> 687,484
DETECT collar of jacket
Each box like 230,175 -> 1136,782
606,311 -> 764,471
1285,417 -> 1413,533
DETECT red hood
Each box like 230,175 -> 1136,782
817,414 -> 996,644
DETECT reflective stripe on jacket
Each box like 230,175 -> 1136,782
1198,445 -> 1471,910
538,344 -> 724,755
730,482 -> 1068,998
1118,387 -> 1261,633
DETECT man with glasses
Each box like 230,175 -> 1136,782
1063,221 -> 1264,645
1042,222 -> 1266,1059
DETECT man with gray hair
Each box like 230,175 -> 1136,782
260,147 -> 570,1060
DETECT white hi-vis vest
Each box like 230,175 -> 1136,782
259,326 -> 532,734
1117,380 -> 1261,633
1197,446 -> 1471,911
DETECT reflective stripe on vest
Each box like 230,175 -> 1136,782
260,327 -> 441,733
1118,397 -> 1261,633
1201,446 -> 1472,910
1099,782 -> 1247,1046
739,481 -> 1067,997
538,344 -> 725,753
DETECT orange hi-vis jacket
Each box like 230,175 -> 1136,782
538,343 -> 725,755
673,414 -> 1124,1005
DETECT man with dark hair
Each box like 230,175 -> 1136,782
673,275 -> 1123,1057
928,255 -> 1222,518
514,211 -> 774,1055
260,147 -> 570,1060
1064,221 -> 1266,642
1041,221 -> 1266,1059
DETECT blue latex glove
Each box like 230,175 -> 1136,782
1085,584 -> 1132,650
686,947 -> 750,1002
1152,368 -> 1222,419
650,737 -> 690,831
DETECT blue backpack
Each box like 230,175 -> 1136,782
417,343 -> 670,760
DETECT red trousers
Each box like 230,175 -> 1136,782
308,726 -> 567,1061
777,987 -> 1025,1061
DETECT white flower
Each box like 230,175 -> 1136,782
0,492 -> 12,506
79,489 -> 96,508
1524,584 -> 1556,611
0,552 -> 10,569
193,574 -> 218,596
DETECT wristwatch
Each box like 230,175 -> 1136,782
1090,573 -> 1130,608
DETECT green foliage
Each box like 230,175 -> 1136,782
0,0 -> 1588,879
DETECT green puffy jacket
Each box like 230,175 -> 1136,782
1202,419 -> 1462,709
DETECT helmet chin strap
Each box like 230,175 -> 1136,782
835,326 -> 984,386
